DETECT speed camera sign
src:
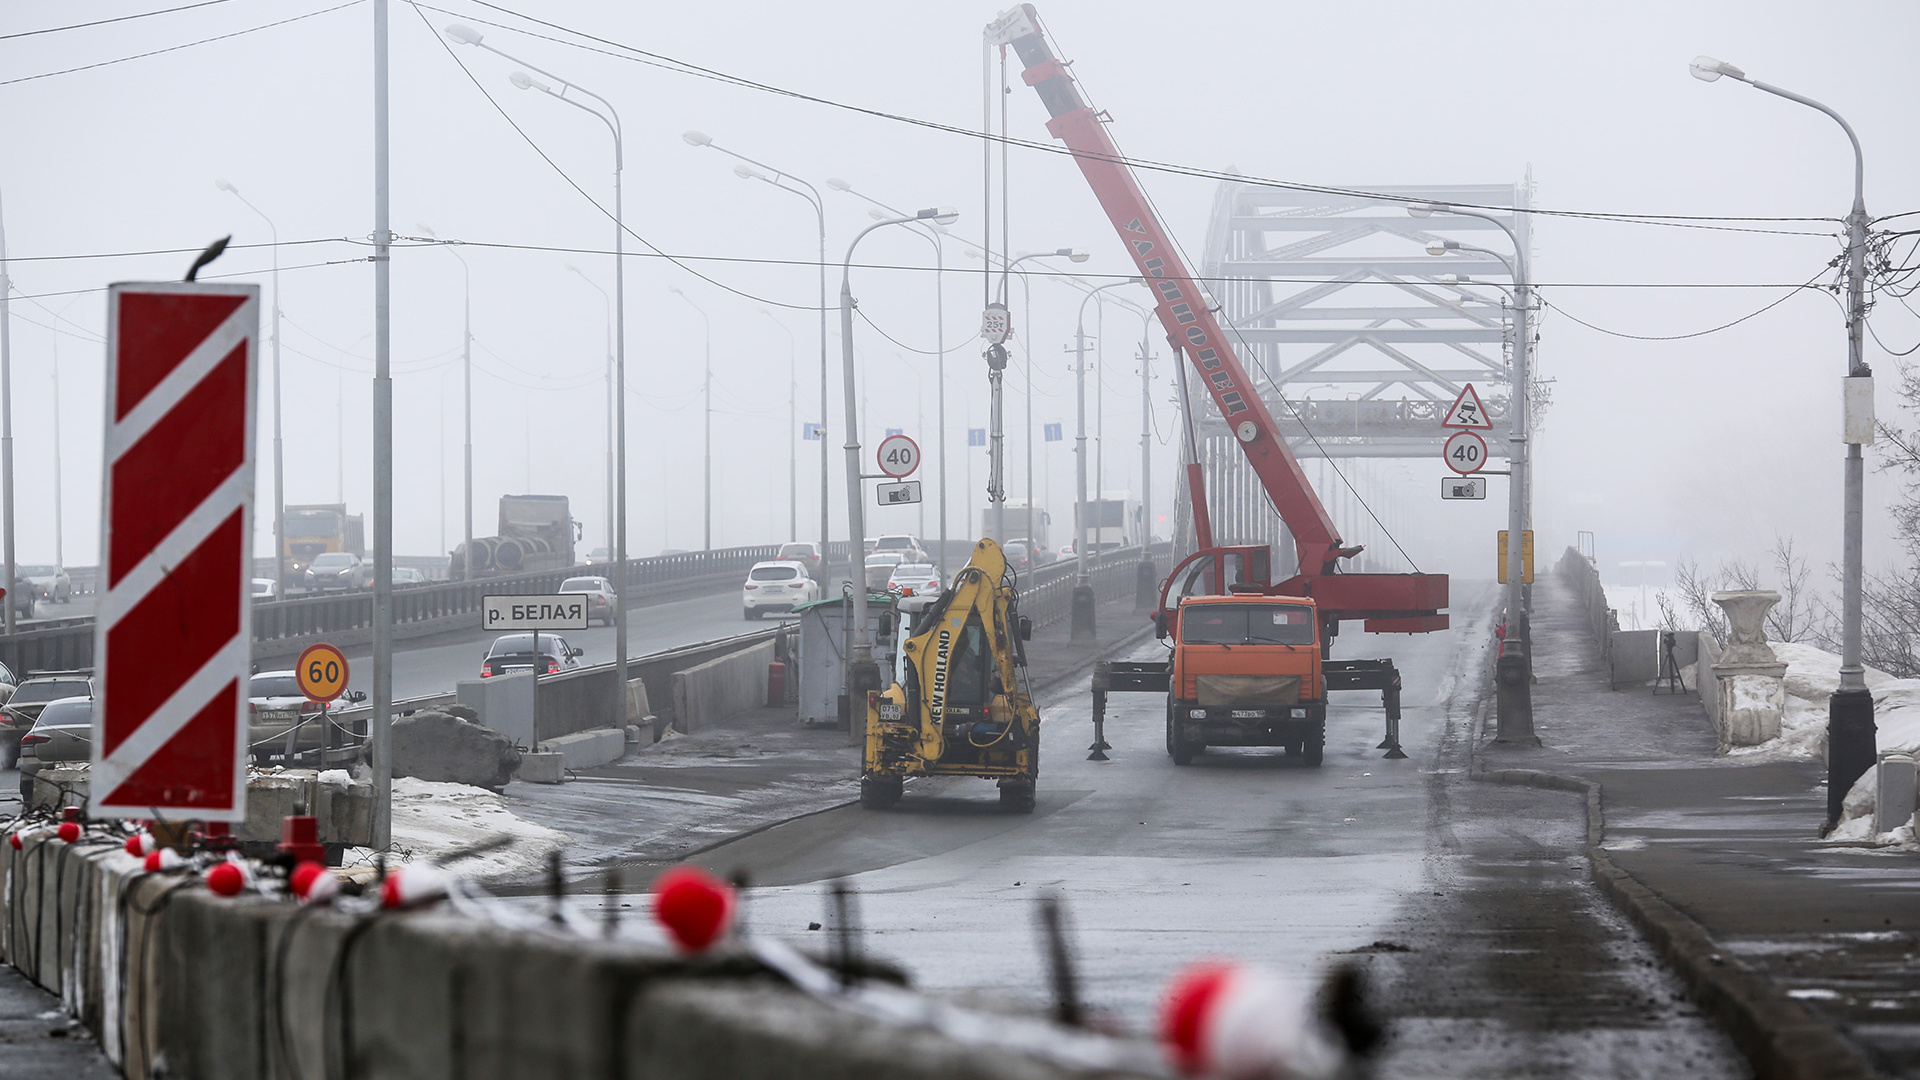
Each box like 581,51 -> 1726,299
876,434 -> 920,478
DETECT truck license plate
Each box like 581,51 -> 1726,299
877,703 -> 904,721
1231,709 -> 1263,718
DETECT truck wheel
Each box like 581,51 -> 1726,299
860,775 -> 903,810
1303,739 -> 1325,767
999,782 -> 1036,814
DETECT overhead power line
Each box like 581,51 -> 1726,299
0,0 -> 363,87
0,0 -> 248,42
424,0 -> 1842,236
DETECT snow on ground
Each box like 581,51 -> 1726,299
1720,641 -> 1920,766
1721,641 -> 1920,847
346,777 -> 572,882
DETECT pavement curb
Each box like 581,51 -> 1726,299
1467,681 -> 1881,1079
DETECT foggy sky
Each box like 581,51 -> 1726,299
3,0 -> 1916,592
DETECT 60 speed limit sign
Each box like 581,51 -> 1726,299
1443,430 -> 1488,475
296,643 -> 350,703
876,434 -> 921,479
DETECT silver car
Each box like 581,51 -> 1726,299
559,575 -> 618,627
19,696 -> 90,806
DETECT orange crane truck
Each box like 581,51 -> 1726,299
990,5 -> 1441,765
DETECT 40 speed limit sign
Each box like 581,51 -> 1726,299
1443,430 -> 1488,475
876,433 -> 920,479
296,643 -> 350,703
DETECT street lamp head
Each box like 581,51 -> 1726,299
214,179 -> 237,194
509,71 -> 549,93
416,223 -> 438,238
1425,239 -> 1460,256
1437,273 -> 1467,285
443,23 -> 482,45
868,208 -> 889,222
734,164 -> 772,182
826,177 -> 852,192
1689,55 -> 1745,83
917,206 -> 960,226
1406,202 -> 1439,218
564,263 -> 581,273
668,285 -> 685,297
1064,250 -> 1090,263
681,130 -> 713,147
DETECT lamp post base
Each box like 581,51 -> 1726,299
1493,652 -> 1539,745
1070,584 -> 1097,642
1134,558 -> 1157,612
1825,687 -> 1878,831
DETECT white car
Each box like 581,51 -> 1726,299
251,577 -> 280,600
863,551 -> 907,591
392,567 -> 428,586
18,564 -> 71,603
247,670 -> 327,762
559,575 -> 618,626
870,534 -> 928,563
887,562 -> 943,597
743,561 -> 819,619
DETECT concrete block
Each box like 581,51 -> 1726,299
457,672 -> 535,746
537,728 -> 626,770
672,640 -> 776,733
516,751 -> 565,784
627,678 -> 651,723
1877,752 -> 1917,835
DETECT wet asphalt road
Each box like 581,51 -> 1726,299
577,580 -> 1749,1075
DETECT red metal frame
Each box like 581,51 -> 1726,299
991,5 -> 1445,631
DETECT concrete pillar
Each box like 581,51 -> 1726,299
1710,590 -> 1787,750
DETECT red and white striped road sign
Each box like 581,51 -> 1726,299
91,282 -> 258,820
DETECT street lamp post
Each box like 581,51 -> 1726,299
567,265 -> 615,564
840,206 -> 958,713
1413,204 -> 1536,744
215,180 -> 286,598
682,135 -> 830,562
829,180 -> 961,564
418,225 -> 473,583
1002,249 -> 1088,549
1691,56 -> 1876,829
1071,279 -> 1138,640
668,286 -> 713,551
447,24 -> 632,733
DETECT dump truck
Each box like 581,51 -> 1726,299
862,538 -> 1040,812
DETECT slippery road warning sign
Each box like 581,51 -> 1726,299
1441,384 -> 1493,429
92,282 -> 259,821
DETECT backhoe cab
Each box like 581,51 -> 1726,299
863,539 -> 1042,813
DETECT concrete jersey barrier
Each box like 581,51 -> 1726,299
0,837 -> 1152,1080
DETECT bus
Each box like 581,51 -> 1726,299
1073,493 -> 1142,551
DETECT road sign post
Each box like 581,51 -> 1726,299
481,595 -> 591,752
92,282 -> 259,821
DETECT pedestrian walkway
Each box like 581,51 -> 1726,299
1486,569 -> 1920,1078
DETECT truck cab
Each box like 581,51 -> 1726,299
1165,594 -> 1326,765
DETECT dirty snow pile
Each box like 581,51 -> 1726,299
1725,641 -> 1920,764
1737,641 -> 1920,848
348,777 -> 571,882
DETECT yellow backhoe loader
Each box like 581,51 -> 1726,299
862,539 -> 1040,813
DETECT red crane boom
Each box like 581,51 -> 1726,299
989,4 -> 1446,632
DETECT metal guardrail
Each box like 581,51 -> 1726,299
1016,545 -> 1168,629
0,541 -> 840,677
